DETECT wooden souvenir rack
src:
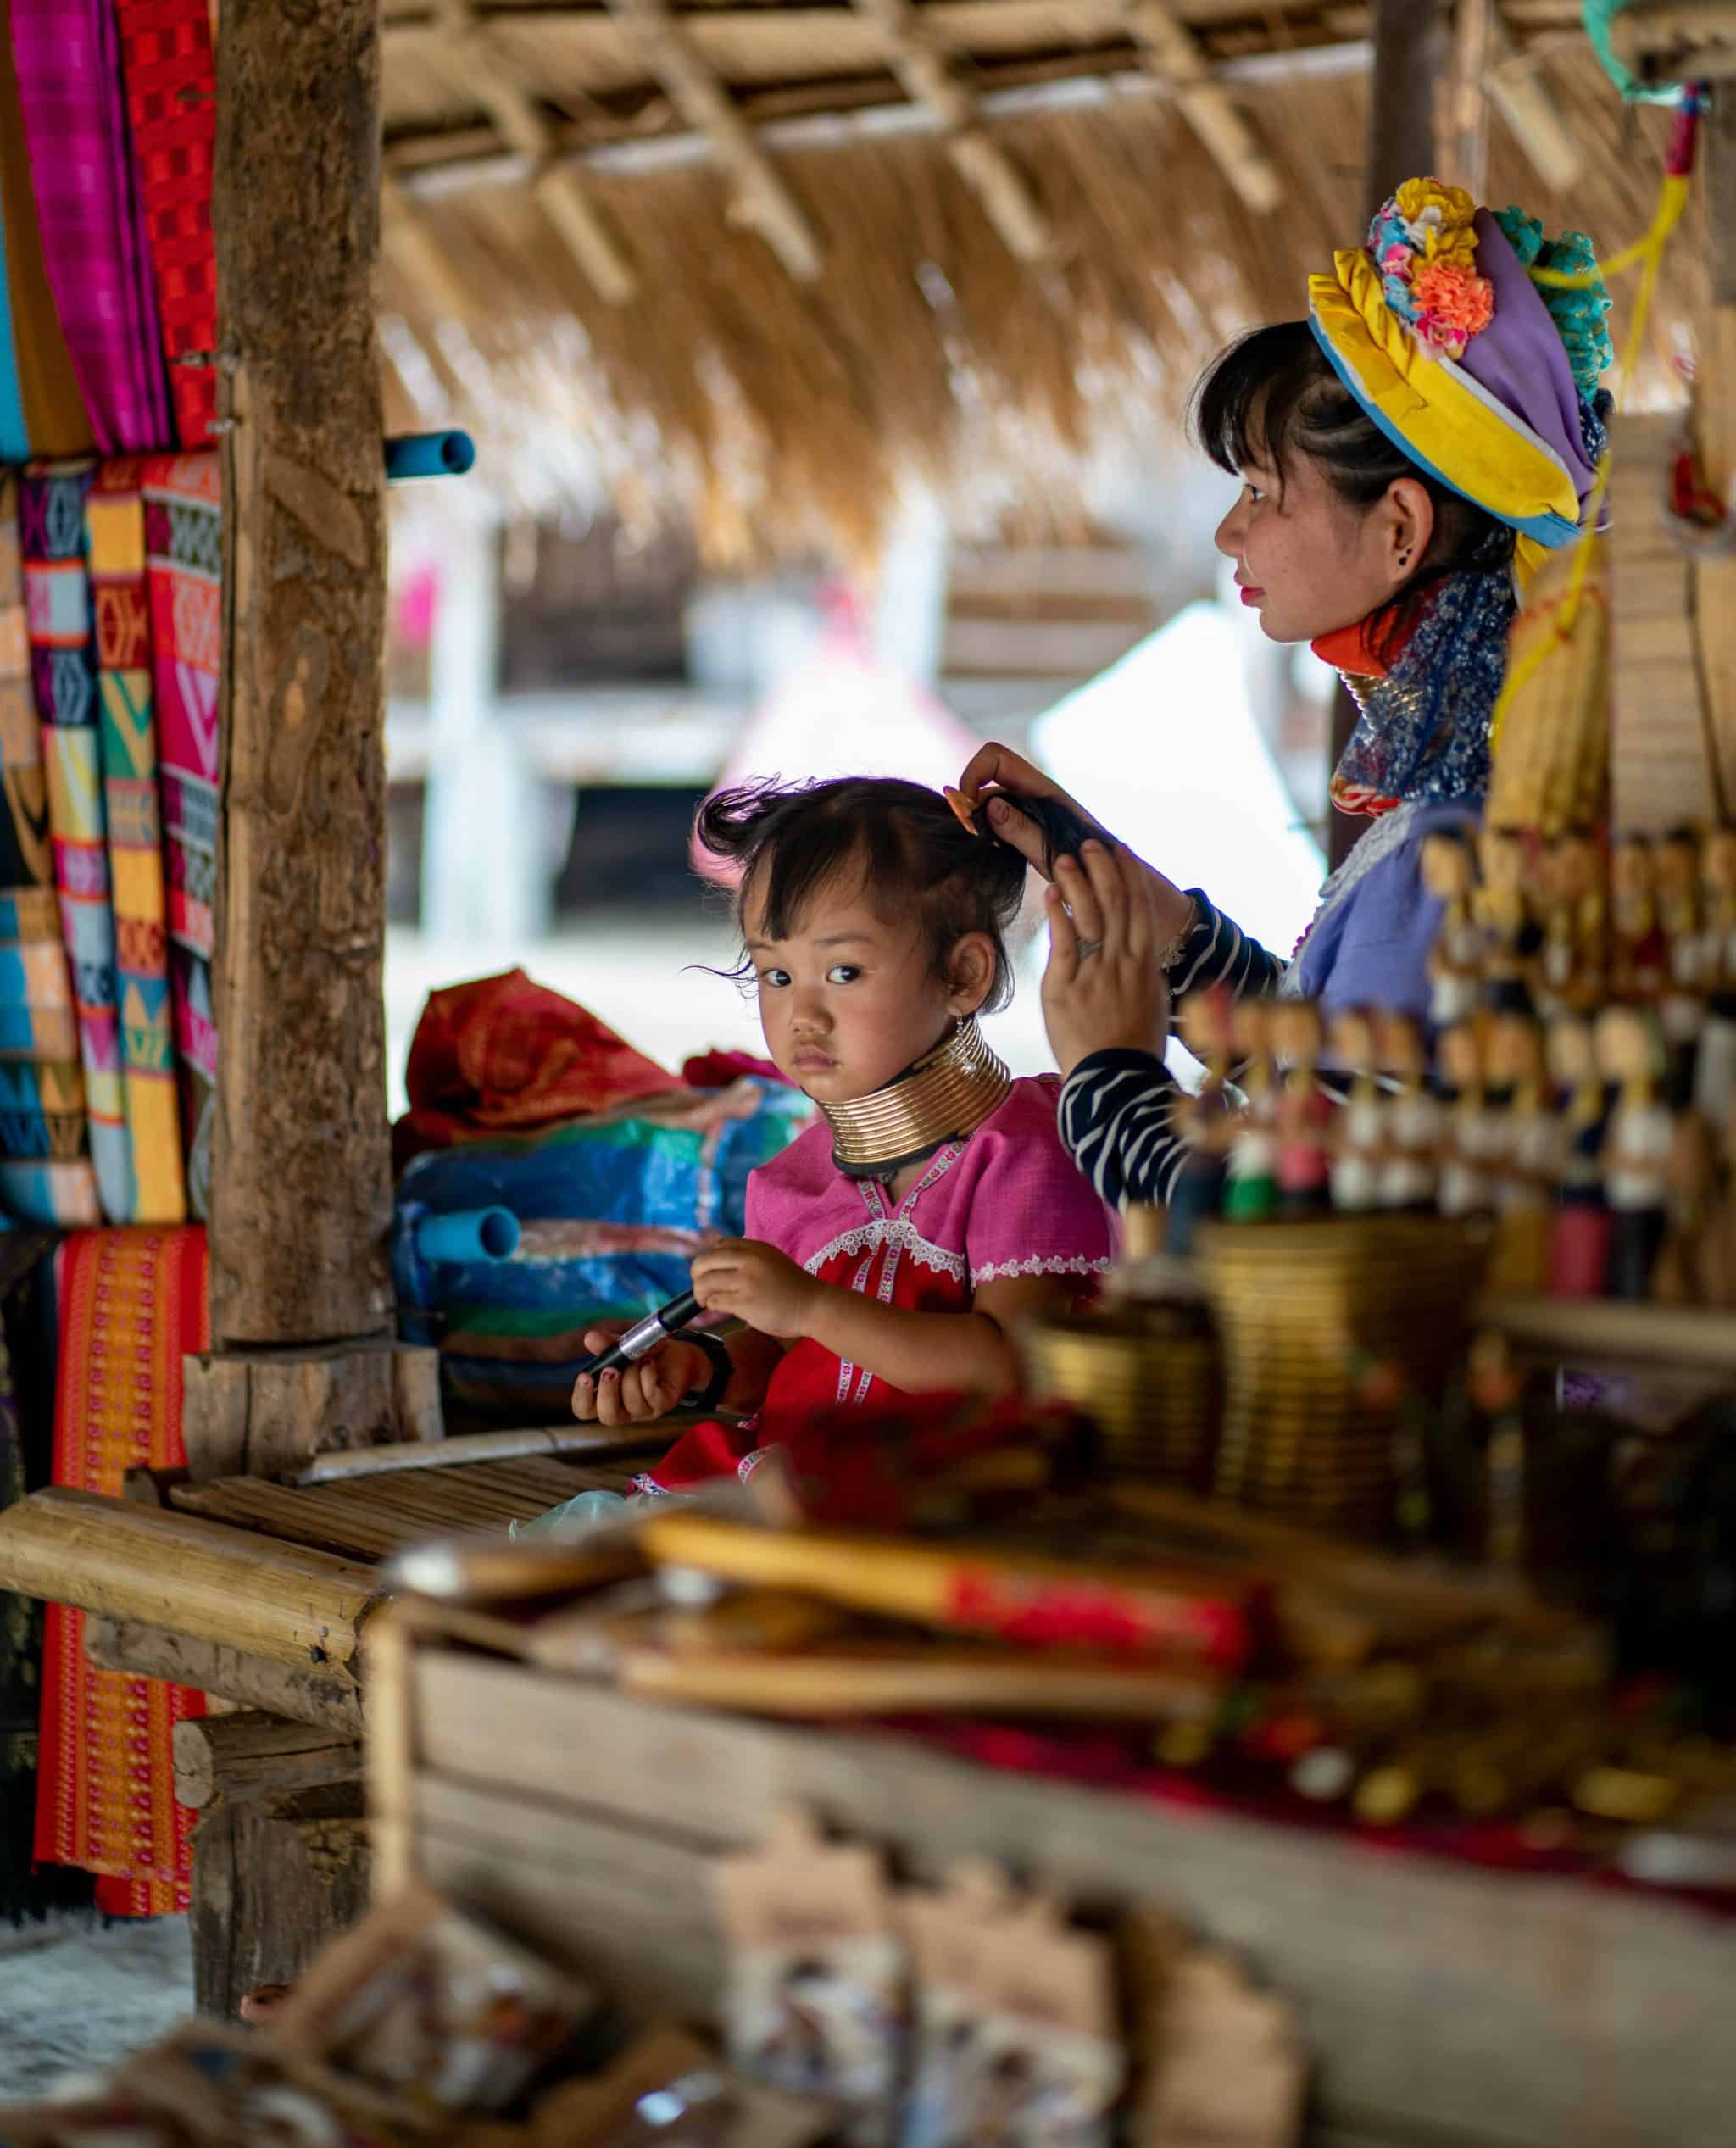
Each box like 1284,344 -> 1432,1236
365,1591 -> 1736,2148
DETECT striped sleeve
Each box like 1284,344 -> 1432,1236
1058,1049 -> 1189,1209
1169,888 -> 1288,1004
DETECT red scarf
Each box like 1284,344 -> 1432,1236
1314,615 -> 1401,821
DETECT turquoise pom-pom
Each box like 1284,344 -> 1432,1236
1494,208 -> 1613,396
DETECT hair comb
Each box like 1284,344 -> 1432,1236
943,786 -> 1116,874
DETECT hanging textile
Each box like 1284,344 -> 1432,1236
87,460 -> 184,1221
0,474 -> 97,1227
0,174 -> 25,465
20,462 -> 134,1224
112,0 -> 218,452
33,1225 -> 208,1916
8,0 -> 173,455
142,451 -> 217,1217
0,0 -> 92,458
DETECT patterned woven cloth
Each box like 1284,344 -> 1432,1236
0,0 -> 92,459
112,0 -> 217,451
20,461 -> 132,1224
141,451 -> 217,1216
2,473 -> 97,1226
87,459 -> 185,1221
7,0 -> 172,454
33,1225 -> 208,1915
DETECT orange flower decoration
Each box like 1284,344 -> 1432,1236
1411,259 -> 1494,350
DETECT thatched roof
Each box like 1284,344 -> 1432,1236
377,3 -> 1702,561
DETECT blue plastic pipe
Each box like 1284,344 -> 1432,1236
413,1206 -> 520,1265
384,430 -> 476,482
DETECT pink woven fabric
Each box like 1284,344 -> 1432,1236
8,0 -> 173,454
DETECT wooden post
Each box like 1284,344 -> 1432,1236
1327,0 -> 1444,869
191,1784 -> 370,2019
174,1710 -> 361,1811
211,0 -> 393,1352
1695,88 -> 1736,814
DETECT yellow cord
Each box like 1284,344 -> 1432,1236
1526,173 -> 1691,290
1487,166 -> 1679,751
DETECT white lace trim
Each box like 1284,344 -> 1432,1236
971,1255 -> 1114,1285
1279,799 -> 1427,999
804,1216 -> 966,1284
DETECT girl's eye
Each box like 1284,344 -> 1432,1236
1243,481 -> 1267,506
826,964 -> 861,985
760,967 -> 791,988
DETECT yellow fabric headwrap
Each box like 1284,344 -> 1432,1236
1309,248 -> 1583,586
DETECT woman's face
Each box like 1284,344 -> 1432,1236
1214,443 -> 1429,646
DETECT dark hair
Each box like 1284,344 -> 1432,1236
695,776 -> 1027,1013
1189,322 -> 1515,662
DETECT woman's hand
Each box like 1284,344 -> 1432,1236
571,1323 -> 711,1426
691,1238 -> 818,1341
1041,841 -> 1171,1077
954,741 -> 1197,945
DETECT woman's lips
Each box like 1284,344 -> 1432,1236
1238,585 -> 1264,606
793,1050 -> 835,1072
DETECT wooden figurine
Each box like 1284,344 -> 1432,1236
1610,836 -> 1666,1004
1435,1020 -> 1499,1220
1326,1007 -> 1382,1215
1271,1001 -> 1333,1216
1484,1009 -> 1557,1295
1654,827 -> 1707,1095
1170,986 -> 1236,1255
1474,826 -> 1535,999
1537,830 -> 1605,1018
1545,1013 -> 1612,1299
1222,999 -> 1278,1222
1422,828 -> 1484,1027
1694,828 -> 1736,1125
1376,1011 -> 1441,1212
1596,1005 -> 1674,1300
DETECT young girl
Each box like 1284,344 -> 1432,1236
571,776 -> 1121,1486
952,177 -> 1612,1214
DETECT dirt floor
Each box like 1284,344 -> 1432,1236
0,1913 -> 194,2098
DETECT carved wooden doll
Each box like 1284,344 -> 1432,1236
1422,828 -> 1483,1028
1695,829 -> 1736,1127
1610,836 -> 1666,1005
1271,1000 -> 1333,1216
1169,985 -> 1236,1255
1485,1009 -> 1557,1295
1537,830 -> 1605,1019
1222,999 -> 1278,1222
1654,827 -> 1706,1099
1436,1019 -> 1499,1221
1327,1006 -> 1383,1215
1474,826 -> 1535,999
1597,1005 -> 1674,1300
1545,1013 -> 1611,1299
1377,1010 -> 1442,1212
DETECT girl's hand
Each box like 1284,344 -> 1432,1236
954,741 -> 1196,945
571,1324 -> 711,1426
691,1238 -> 817,1341
1041,840 -> 1171,1078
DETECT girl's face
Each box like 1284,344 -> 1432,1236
743,865 -> 991,1105
1214,443 -> 1432,646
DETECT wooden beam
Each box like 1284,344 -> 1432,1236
0,1487 -> 377,1673
1486,12 -> 1583,192
433,0 -> 637,302
379,169 -> 474,325
1451,0 -> 1494,198
846,0 -> 1051,259
174,1709 -> 362,1811
213,0 -> 395,1350
181,1339 -> 443,1483
604,0 -> 822,280
83,1616 -> 364,1733
1119,0 -> 1283,214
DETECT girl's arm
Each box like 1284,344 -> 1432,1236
692,1241 -> 1068,1399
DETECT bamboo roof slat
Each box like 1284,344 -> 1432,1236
1486,13 -> 1584,192
431,0 -> 639,300
1119,0 -> 1283,211
604,0 -> 826,277
847,0 -> 1052,259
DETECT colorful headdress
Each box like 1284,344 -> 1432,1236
1309,179 -> 1613,581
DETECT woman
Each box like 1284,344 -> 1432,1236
955,177 -> 1614,1210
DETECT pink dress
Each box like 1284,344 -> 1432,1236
645,1075 -> 1116,1489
